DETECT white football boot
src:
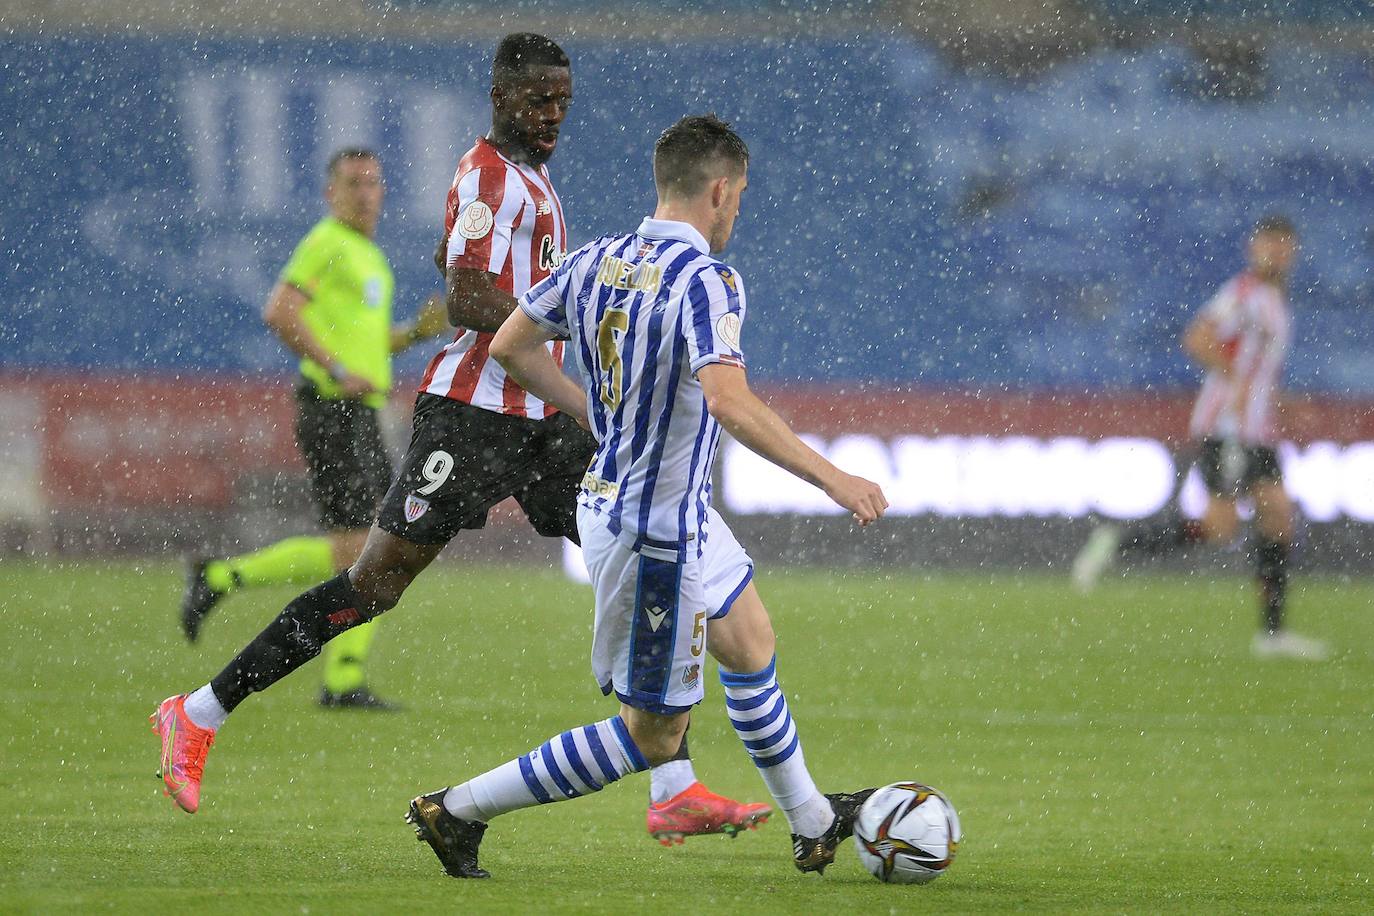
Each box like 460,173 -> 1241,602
1071,524 -> 1122,593
1251,630 -> 1330,661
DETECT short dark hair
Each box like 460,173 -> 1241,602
1254,214 -> 1296,237
327,147 -> 378,177
493,33 -> 569,87
653,114 -> 749,197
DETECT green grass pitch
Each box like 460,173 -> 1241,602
2,559 -> 1370,913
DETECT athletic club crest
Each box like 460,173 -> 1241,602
404,494 -> 430,523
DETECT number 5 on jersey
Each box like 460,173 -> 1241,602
597,308 -> 630,411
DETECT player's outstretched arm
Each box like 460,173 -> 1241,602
698,363 -> 887,526
490,310 -> 589,427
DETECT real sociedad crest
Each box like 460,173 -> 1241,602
404,494 -> 430,523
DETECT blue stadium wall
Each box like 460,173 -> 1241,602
4,35 -> 1374,393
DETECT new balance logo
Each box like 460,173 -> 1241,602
536,199 -> 553,216
645,605 -> 668,632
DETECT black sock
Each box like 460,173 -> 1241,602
1254,538 -> 1288,634
210,573 -> 376,712
1120,518 -> 1204,558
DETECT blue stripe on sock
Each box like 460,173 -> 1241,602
724,684 -> 779,713
561,731 -> 600,792
718,656 -> 776,688
538,740 -> 580,800
582,724 -> 619,784
728,695 -> 787,733
752,730 -> 801,769
741,712 -> 794,752
611,714 -> 650,772
518,754 -> 552,804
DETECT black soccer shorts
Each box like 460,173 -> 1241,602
1196,436 -> 1283,498
294,382 -> 394,530
375,393 -> 596,546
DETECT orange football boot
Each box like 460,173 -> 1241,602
646,781 -> 772,846
151,694 -> 216,813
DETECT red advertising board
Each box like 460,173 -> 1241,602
4,374 -> 302,510
4,374 -> 1372,518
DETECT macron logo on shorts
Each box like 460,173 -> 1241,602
645,605 -> 669,632
404,494 -> 430,523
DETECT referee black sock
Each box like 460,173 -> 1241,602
1120,517 -> 1204,558
210,573 -> 376,713
1254,537 -> 1289,635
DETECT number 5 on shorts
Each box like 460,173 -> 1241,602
691,611 -> 705,657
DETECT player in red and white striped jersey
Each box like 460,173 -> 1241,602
1186,268 -> 1290,449
419,133 -> 568,416
1073,216 -> 1328,660
153,34 -> 769,841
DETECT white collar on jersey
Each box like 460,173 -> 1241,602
636,217 -> 710,255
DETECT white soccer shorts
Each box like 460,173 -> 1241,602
578,505 -> 753,715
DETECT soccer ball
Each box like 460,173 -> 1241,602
852,782 -> 961,884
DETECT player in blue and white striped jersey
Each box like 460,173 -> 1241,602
526,217 -> 744,562
407,115 -> 888,879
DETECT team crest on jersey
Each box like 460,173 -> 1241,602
715,312 -> 742,351
538,235 -> 566,271
457,201 -> 494,240
404,494 -> 430,523
718,268 -> 737,292
682,664 -> 700,689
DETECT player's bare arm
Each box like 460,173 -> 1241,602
489,308 -> 589,425
697,363 -> 887,525
446,267 -> 519,331
1182,313 -> 1231,376
389,292 -> 449,353
433,234 -> 448,277
1185,310 -> 1260,414
262,282 -> 375,396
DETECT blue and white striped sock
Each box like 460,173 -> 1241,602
722,656 -> 833,838
444,715 -> 649,822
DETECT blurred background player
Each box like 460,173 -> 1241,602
1073,215 -> 1329,661
154,35 -> 767,838
179,147 -> 448,708
405,114 -> 888,880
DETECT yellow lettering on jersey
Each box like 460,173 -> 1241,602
595,256 -> 662,294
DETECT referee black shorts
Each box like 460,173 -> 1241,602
294,382 -> 394,530
375,393 -> 597,546
1196,436 -> 1283,498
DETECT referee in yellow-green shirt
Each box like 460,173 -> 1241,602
179,147 -> 448,709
